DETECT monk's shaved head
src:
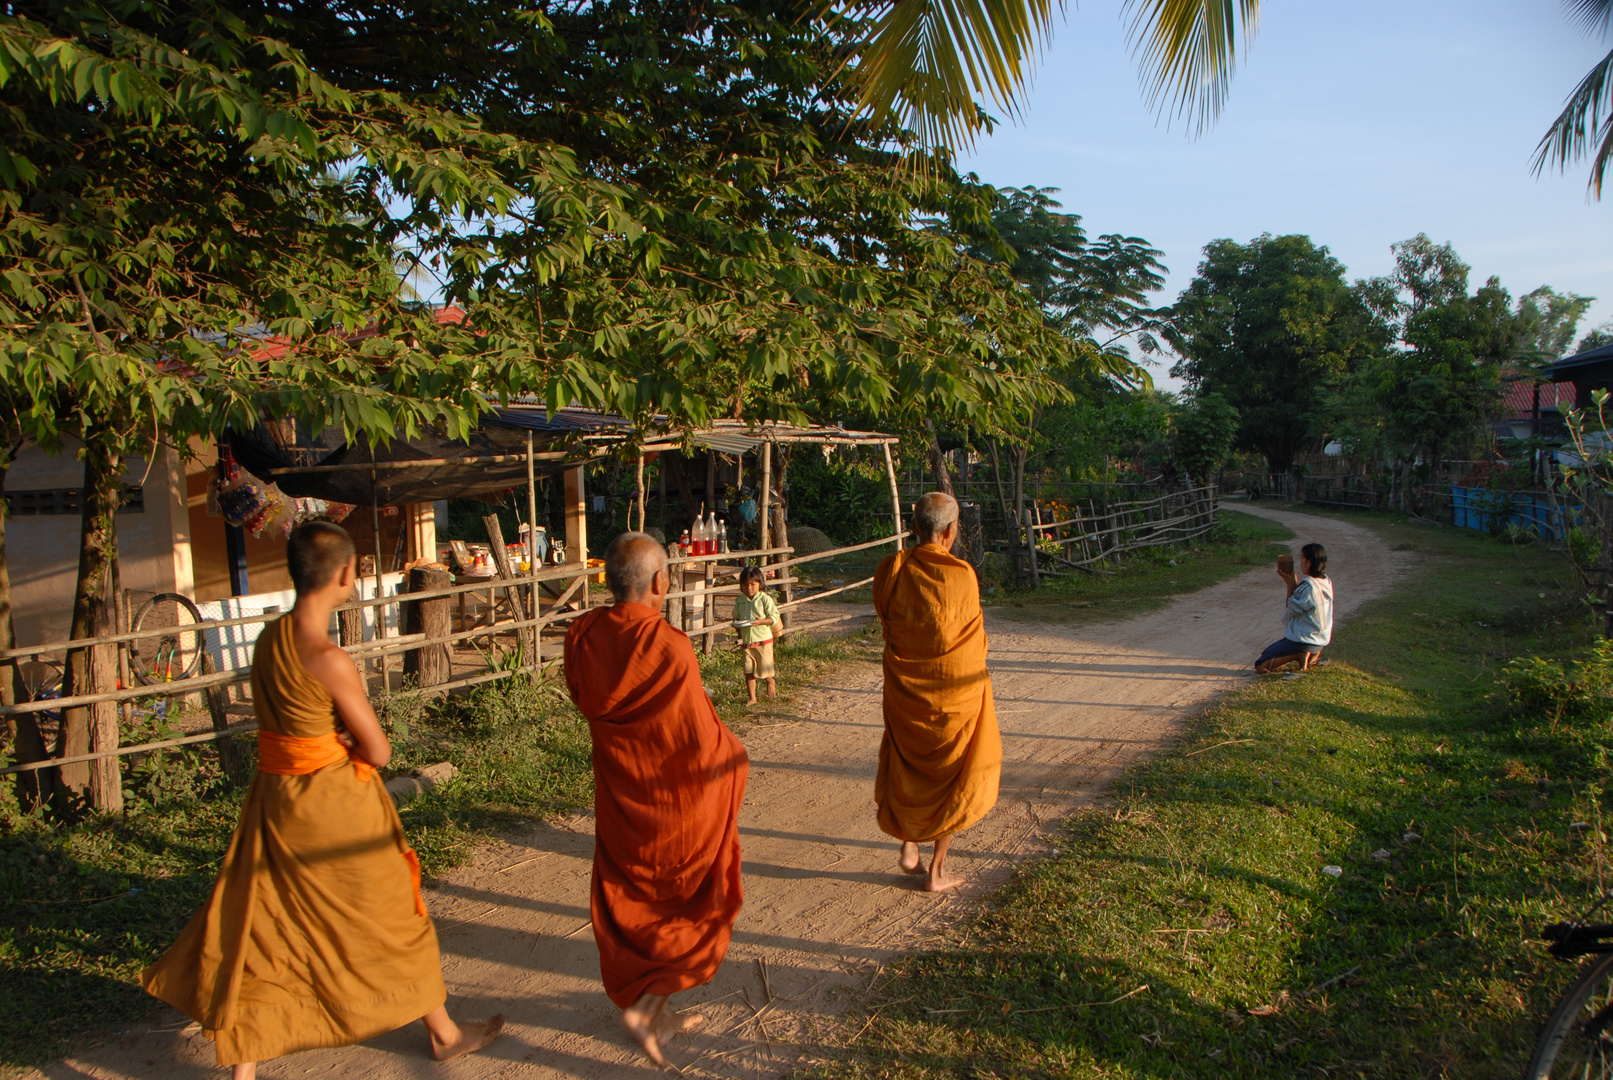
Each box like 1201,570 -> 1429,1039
287,521 -> 356,593
605,531 -> 667,602
912,492 -> 959,544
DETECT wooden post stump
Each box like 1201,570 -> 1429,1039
404,566 -> 452,687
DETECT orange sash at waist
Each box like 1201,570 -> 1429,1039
257,730 -> 376,783
255,729 -> 424,916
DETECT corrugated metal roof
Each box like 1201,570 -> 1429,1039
1549,342 -> 1613,377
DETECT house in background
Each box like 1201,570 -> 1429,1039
5,437 -> 442,651
1547,342 -> 1613,415
6,440 -> 194,648
1497,375 -> 1572,442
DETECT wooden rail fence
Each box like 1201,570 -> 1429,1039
1,531 -> 908,777
1017,485 -> 1219,583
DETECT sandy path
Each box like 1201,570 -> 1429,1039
34,506 -> 1408,1080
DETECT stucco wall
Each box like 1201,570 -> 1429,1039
7,440 -> 192,648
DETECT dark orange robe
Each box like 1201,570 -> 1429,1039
564,601 -> 749,1008
873,544 -> 1002,843
141,615 -> 444,1065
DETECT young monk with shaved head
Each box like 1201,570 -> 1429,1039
142,522 -> 501,1078
564,531 -> 750,1066
873,492 -> 1002,893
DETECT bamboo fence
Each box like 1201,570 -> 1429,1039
0,531 -> 907,776
1021,484 -> 1219,580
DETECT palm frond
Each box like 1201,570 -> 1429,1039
1533,46 -> 1613,197
834,0 -> 1064,151
833,0 -> 1258,150
1123,0 -> 1260,133
1565,0 -> 1613,38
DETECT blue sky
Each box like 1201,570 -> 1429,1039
957,0 -> 1613,388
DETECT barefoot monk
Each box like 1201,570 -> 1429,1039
564,531 -> 750,1066
873,491 -> 1002,893
142,522 -> 502,1080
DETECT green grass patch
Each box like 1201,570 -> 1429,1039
810,512 -> 1609,1079
0,624 -> 876,1069
986,508 -> 1293,627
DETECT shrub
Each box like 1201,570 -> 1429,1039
786,449 -> 893,545
1502,522 -> 1538,546
1501,638 -> 1613,725
1569,526 -> 1600,569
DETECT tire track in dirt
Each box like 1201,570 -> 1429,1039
35,506 -> 1404,1080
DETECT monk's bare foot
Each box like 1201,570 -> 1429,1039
898,841 -> 924,875
652,1003 -> 704,1047
622,995 -> 670,1066
924,870 -> 964,893
231,1064 -> 256,1080
431,1014 -> 504,1062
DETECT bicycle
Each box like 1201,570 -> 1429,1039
1528,902 -> 1613,1077
16,656 -> 63,717
129,592 -> 204,685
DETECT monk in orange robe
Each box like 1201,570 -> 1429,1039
142,522 -> 501,1079
564,531 -> 749,1066
874,491 -> 1002,893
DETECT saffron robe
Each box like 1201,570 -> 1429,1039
873,544 -> 1002,843
564,602 -> 749,1008
142,615 -> 444,1065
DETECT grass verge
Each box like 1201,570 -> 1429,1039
807,511 -> 1607,1079
0,624 -> 876,1069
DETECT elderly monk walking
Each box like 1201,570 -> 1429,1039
564,532 -> 750,1065
142,522 -> 501,1079
874,491 -> 1002,893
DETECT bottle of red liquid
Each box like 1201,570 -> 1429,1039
679,528 -> 692,556
693,505 -> 709,555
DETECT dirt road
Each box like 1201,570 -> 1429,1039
37,505 -> 1407,1080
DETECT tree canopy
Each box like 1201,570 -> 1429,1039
1165,233 -> 1388,474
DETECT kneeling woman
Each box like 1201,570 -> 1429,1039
1255,543 -> 1333,674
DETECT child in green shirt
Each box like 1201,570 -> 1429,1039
731,567 -> 781,704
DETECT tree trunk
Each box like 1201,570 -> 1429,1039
986,440 -> 1015,551
57,438 -> 123,814
0,437 -> 53,807
403,566 -> 453,686
923,419 -> 955,496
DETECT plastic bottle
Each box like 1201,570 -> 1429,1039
693,504 -> 709,555
718,521 -> 730,554
679,528 -> 692,556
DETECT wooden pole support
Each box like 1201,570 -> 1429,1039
526,434 -> 542,663
882,443 -> 903,550
759,442 -> 773,553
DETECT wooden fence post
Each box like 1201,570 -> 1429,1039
702,557 -> 716,655
202,652 -> 252,788
1025,507 -> 1040,588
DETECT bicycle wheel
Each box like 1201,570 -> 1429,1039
1528,953 -> 1613,1078
130,593 -> 205,685
16,658 -> 63,702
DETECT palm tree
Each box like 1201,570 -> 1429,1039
1535,0 -> 1613,198
838,0 -> 1261,151
849,1 -> 1613,199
